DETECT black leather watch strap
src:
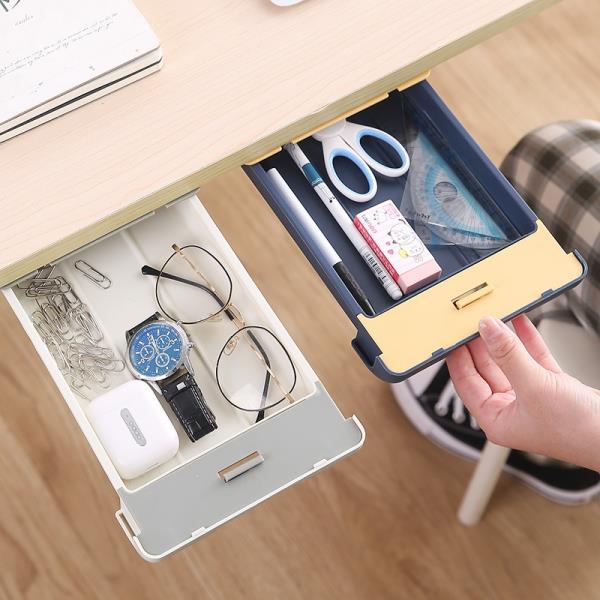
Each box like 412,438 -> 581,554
126,312 -> 161,343
158,370 -> 218,442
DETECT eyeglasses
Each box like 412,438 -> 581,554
142,244 -> 297,420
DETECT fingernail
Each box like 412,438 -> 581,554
479,317 -> 507,344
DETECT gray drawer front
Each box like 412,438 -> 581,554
119,383 -> 364,557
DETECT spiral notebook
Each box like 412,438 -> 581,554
0,0 -> 162,142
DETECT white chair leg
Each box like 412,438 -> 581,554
457,441 -> 511,526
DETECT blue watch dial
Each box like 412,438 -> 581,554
129,322 -> 185,379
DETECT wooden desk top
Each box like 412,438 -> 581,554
0,0 -> 557,287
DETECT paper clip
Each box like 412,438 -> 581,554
74,260 -> 111,289
21,270 -> 121,398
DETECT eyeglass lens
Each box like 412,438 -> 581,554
216,326 -> 296,412
156,245 -> 233,325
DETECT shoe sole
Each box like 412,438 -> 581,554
391,381 -> 600,506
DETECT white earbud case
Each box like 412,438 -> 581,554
88,380 -> 179,480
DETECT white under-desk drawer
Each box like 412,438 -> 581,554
3,193 -> 364,561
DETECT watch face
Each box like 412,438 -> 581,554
128,322 -> 186,380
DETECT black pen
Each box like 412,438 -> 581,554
267,168 -> 375,316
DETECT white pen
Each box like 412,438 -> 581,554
284,142 -> 403,301
267,168 -> 375,315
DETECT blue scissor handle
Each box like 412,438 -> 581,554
346,123 -> 410,178
321,138 -> 377,203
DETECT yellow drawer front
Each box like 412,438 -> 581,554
357,221 -> 585,374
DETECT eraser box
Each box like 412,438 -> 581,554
245,80 -> 587,381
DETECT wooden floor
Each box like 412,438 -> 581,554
2,1 -> 600,598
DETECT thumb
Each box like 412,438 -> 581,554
479,316 -> 545,391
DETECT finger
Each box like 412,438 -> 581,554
512,314 -> 561,373
446,345 -> 492,415
478,316 -> 545,392
466,336 -> 512,394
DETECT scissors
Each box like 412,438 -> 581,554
313,119 -> 410,203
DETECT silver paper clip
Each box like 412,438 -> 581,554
74,260 -> 111,289
21,268 -> 121,398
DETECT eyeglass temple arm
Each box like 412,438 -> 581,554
141,265 -> 238,321
142,265 -> 272,417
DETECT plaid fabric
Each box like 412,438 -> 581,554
501,120 -> 600,336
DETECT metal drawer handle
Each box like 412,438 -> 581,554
452,282 -> 494,310
218,451 -> 264,483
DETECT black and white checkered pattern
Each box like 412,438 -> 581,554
501,120 -> 600,336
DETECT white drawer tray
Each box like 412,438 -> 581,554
4,193 -> 364,561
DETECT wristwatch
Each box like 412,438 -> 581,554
125,313 -> 217,442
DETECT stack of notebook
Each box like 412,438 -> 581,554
0,0 -> 162,142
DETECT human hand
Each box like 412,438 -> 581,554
446,314 -> 600,471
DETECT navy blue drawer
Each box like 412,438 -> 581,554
244,81 -> 586,381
